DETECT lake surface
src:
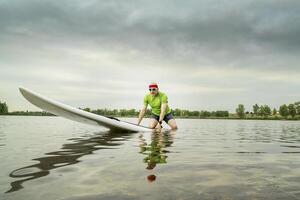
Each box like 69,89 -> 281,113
0,116 -> 300,200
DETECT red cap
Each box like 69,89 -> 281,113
149,84 -> 158,88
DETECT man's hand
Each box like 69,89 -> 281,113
155,121 -> 162,132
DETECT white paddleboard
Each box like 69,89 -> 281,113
19,87 -> 154,132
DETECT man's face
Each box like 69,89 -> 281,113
149,87 -> 158,95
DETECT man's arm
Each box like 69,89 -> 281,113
137,105 -> 147,125
158,103 -> 167,124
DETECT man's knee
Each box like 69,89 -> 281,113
149,124 -> 156,129
171,124 -> 178,130
168,119 -> 178,130
149,121 -> 158,129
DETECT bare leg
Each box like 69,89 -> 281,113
168,119 -> 178,130
149,118 -> 159,129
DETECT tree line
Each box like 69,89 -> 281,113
0,101 -> 54,116
0,101 -> 8,115
82,107 -> 229,118
7,111 -> 55,116
236,102 -> 300,119
2,100 -> 300,120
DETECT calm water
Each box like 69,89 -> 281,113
0,116 -> 300,200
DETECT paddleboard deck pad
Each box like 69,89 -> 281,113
19,87 -> 154,132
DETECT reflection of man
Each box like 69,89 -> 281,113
140,134 -> 168,169
139,132 -> 175,182
147,174 -> 156,182
137,82 -> 178,130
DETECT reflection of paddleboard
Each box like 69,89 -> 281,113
19,87 -> 153,132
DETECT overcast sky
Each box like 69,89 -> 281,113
0,0 -> 300,112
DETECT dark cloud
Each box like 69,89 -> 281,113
1,0 -> 300,71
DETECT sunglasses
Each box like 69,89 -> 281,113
149,88 -> 157,91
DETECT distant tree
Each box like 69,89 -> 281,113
211,111 -> 216,117
112,109 -> 118,116
236,104 -> 245,118
4,103 -> 8,113
0,102 -> 3,114
200,111 -> 211,118
272,108 -> 277,115
257,105 -> 271,117
263,105 -> 272,117
279,104 -> 289,118
190,111 -> 200,117
295,102 -> 300,115
288,104 -> 297,118
253,104 -> 259,115
185,110 -> 191,117
0,101 -> 8,114
180,110 -> 190,117
224,111 -> 229,117
215,111 -> 229,117
83,107 -> 91,112
119,109 -> 127,116
173,109 -> 181,117
128,109 -> 136,116
258,105 -> 264,116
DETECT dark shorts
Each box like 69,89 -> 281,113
150,112 -> 174,123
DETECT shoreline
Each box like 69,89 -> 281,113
1,114 -> 299,121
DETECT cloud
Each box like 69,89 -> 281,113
0,0 -> 299,111
1,0 -> 300,70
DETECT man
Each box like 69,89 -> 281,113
137,82 -> 177,130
